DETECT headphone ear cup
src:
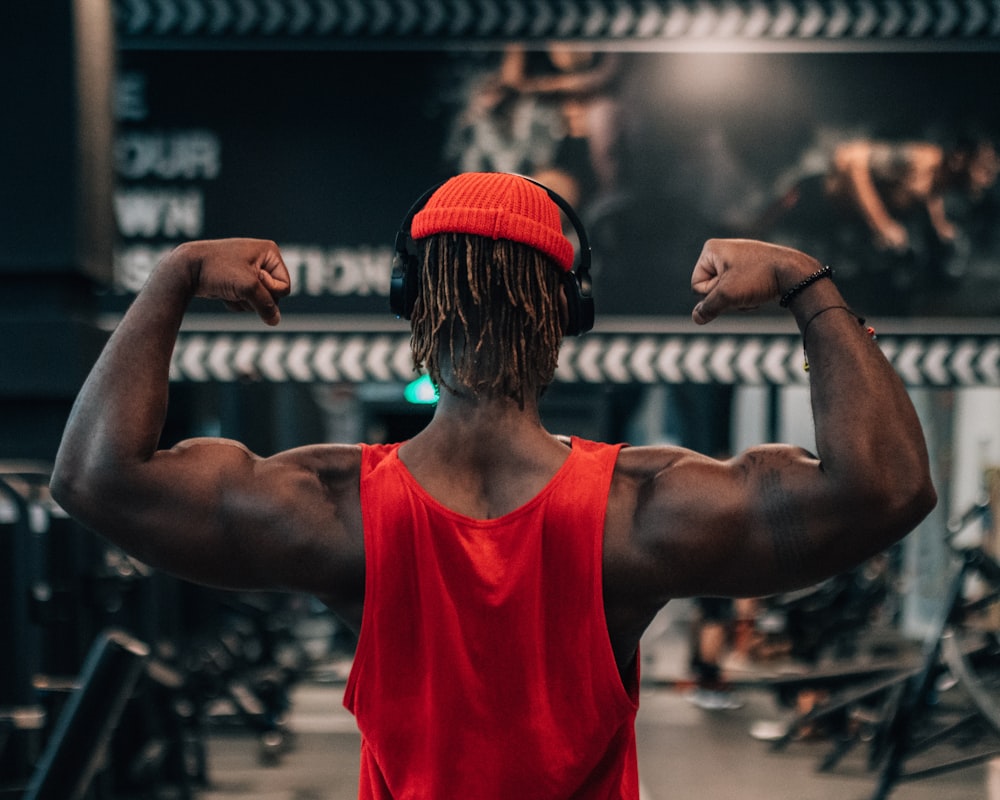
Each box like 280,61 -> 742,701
390,236 -> 420,320
389,251 -> 408,319
561,270 -> 594,336
577,291 -> 595,336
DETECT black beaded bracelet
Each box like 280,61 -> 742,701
779,264 -> 833,308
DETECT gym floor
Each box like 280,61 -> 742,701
196,605 -> 990,800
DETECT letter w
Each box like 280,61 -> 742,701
114,189 -> 203,238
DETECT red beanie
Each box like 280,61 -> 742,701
410,172 -> 575,272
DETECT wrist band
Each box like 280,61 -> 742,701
801,305 -> 876,372
779,265 -> 833,308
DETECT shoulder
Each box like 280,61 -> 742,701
611,444 -> 694,487
264,443 -> 365,493
602,445 -> 707,607
169,438 -> 364,498
907,143 -> 946,172
259,444 -> 367,596
605,445 -> 703,541
831,140 -> 874,165
606,444 -> 745,548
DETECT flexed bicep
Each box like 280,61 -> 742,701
627,444 -> 881,602
73,438 -> 276,585
691,443 -> 923,599
69,438 -> 360,596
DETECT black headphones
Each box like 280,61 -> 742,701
389,175 -> 595,336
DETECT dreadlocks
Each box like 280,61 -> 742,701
409,232 -> 564,408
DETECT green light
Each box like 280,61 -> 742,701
404,375 -> 438,405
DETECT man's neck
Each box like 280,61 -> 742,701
426,388 -> 547,442
399,388 -> 571,519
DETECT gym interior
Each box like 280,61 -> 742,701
3,2 -> 1000,798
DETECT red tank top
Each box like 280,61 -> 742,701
344,436 -> 639,799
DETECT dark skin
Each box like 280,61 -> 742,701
51,237 -> 936,683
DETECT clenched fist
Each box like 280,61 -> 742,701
691,239 -> 822,325
166,238 -> 291,326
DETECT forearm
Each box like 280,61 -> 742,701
684,238 -> 935,596
53,238 -> 288,524
52,248 -> 197,511
788,275 -> 936,534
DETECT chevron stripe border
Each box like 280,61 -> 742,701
168,332 -> 1000,387
115,0 -> 1000,43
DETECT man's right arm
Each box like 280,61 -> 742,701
50,240 -> 364,600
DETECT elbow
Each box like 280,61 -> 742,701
909,474 -> 938,529
50,450 -> 116,528
49,456 -> 75,514
869,464 -> 938,544
49,459 -> 92,523
898,447 -> 938,529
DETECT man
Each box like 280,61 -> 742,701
824,135 -> 999,254
52,172 -> 936,798
755,133 -> 1000,315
